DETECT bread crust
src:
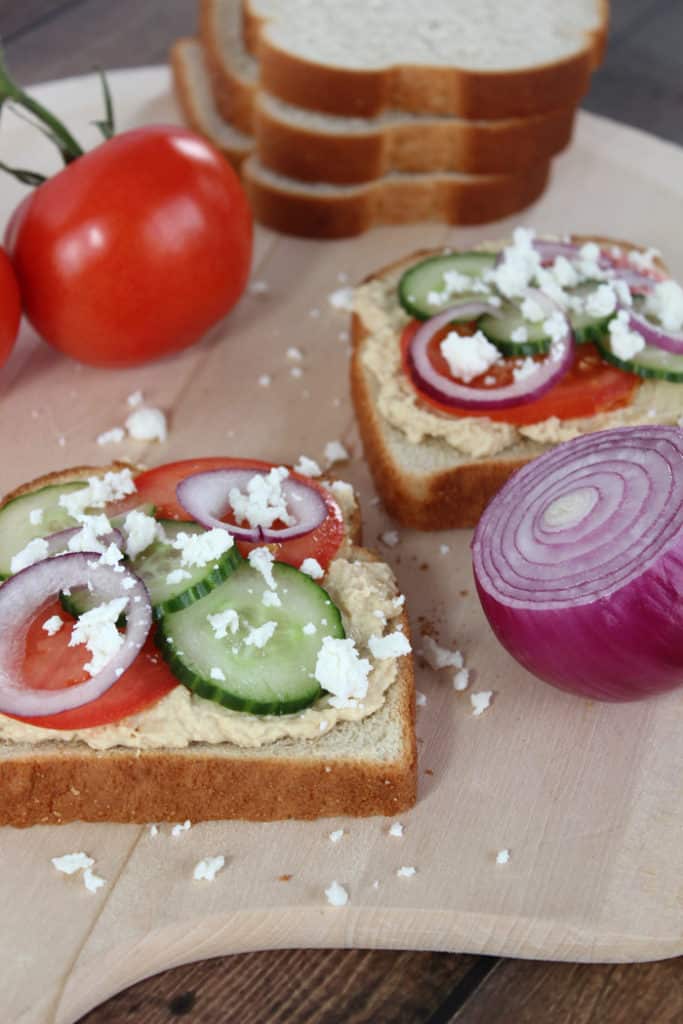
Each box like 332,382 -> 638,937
350,237 -> 668,529
0,466 -> 415,826
242,157 -> 551,239
242,0 -> 608,120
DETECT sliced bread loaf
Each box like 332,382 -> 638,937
241,0 -> 608,119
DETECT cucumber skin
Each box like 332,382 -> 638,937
398,252 -> 497,321
594,338 -> 683,382
155,627 -> 324,716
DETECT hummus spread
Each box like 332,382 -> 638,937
356,273 -> 683,460
0,553 -> 404,750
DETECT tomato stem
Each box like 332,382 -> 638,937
0,47 -> 84,174
91,68 -> 115,141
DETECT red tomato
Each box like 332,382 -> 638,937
8,600 -> 177,731
6,126 -> 252,367
0,247 -> 21,367
128,458 -> 346,570
401,321 -> 639,426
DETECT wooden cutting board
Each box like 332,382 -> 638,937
1,68 -> 682,1024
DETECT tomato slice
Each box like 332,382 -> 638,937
7,600 -> 178,731
124,457 -> 346,570
401,321 -> 640,426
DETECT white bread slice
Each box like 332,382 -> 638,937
351,241 -> 680,530
0,466 -> 416,826
197,0 -> 577,178
241,0 -> 608,119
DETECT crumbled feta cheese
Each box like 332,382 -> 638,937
97,543 -> 124,567
171,820 -> 191,837
397,866 -> 416,878
512,357 -> 540,383
330,480 -> 354,505
193,855 -> 225,882
440,329 -> 499,382
585,284 -> 617,318
262,589 -> 281,608
309,307 -> 321,318
290,366 -> 303,379
258,374 -> 271,388
83,867 -> 106,893
127,390 -> 143,407
42,614 -> 64,637
369,631 -> 411,659
11,537 -> 49,574
59,469 -> 136,519
149,824 -> 159,837
52,852 -> 94,875
166,568 -> 192,586
66,514 -> 113,555
29,508 -> 43,526
453,668 -> 470,691
286,346 -> 303,361
69,598 -> 128,676
422,635 -> 463,670
244,621 -> 277,648
579,241 -> 600,264
303,622 -> 317,635
489,228 -> 540,298
208,608 -> 240,638
609,310 -> 645,360
470,690 -> 493,716
646,279 -> 683,331
229,467 -> 293,530
324,440 -> 349,466
122,509 -> 160,559
613,279 -> 632,307
542,311 -> 567,344
324,880 -> 349,906
496,848 -> 510,865
628,247 -> 659,272
416,690 -> 427,707
520,296 -> 545,323
426,268 -> 475,307
293,454 -> 322,477
380,530 -> 399,548
210,667 -> 226,681
97,426 -> 125,446
172,528 -> 233,568
389,822 -> 404,838
510,325 -> 528,343
300,557 -> 324,580
315,636 -> 371,708
550,255 -> 579,288
329,829 -> 344,843
439,544 -> 450,556
248,546 -> 277,589
125,407 -> 167,443
248,279 -> 269,296
328,286 -> 354,311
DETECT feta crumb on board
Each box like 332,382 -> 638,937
496,849 -> 511,865
294,454 -> 322,477
415,690 -> 428,707
83,867 -> 106,893
286,346 -> 303,361
97,426 -> 125,446
324,440 -> 349,466
380,530 -> 399,548
421,635 -> 463,671
193,856 -> 225,882
127,390 -> 143,407
52,852 -> 94,875
125,406 -> 167,443
470,690 -> 493,717
324,880 -> 349,906
258,374 -> 272,388
388,822 -> 404,838
171,820 -> 192,837
396,866 -> 416,878
290,366 -> 303,379
148,824 -> 159,837
328,286 -> 355,311
328,829 -> 345,843
248,279 -> 269,296
453,668 -> 470,692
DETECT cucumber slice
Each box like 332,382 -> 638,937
60,520 -> 242,620
156,562 -> 345,715
0,481 -> 87,578
478,300 -> 551,356
567,282 -> 614,344
398,251 -> 497,320
595,336 -> 683,382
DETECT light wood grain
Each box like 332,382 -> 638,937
1,67 -> 683,1024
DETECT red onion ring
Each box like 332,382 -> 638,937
626,307 -> 683,354
406,293 -> 573,410
0,553 -> 151,716
176,468 -> 328,542
472,426 -> 683,701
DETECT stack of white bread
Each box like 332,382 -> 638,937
171,0 -> 608,237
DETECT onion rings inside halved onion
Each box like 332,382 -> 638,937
472,425 -> 683,701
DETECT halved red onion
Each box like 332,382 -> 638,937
472,425 -> 683,701
626,306 -> 683,354
0,553 -> 151,716
176,468 -> 328,542
406,293 -> 573,410
44,526 -> 124,557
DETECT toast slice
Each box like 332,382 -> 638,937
351,241 -> 681,529
240,0 -> 607,120
196,0 -> 577,178
0,466 -> 415,826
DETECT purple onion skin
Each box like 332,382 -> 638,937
474,543 -> 683,701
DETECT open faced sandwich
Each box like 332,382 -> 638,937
0,459 -> 415,826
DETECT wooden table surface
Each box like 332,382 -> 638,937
2,2 -> 682,1022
